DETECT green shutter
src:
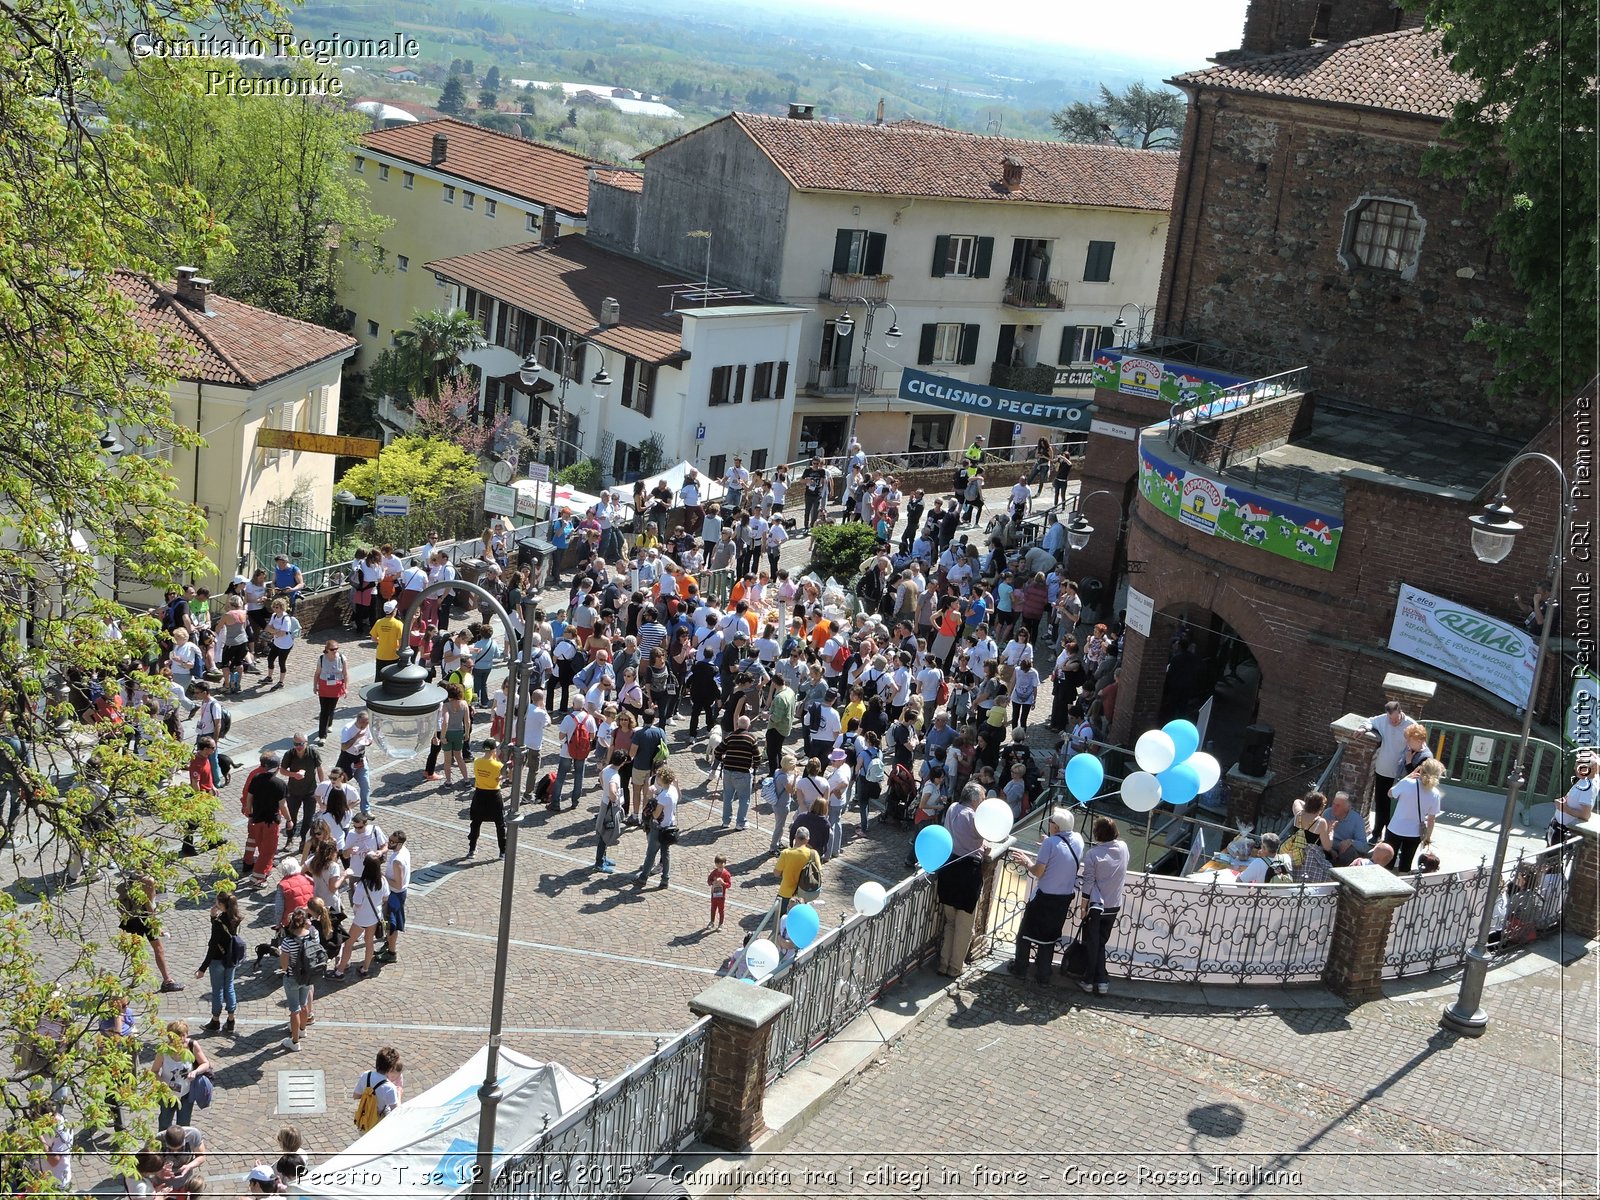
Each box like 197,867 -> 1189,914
864,232 -> 886,275
958,324 -> 980,365
931,235 -> 949,278
973,236 -> 994,279
917,324 -> 937,365
832,230 -> 853,274
1060,327 -> 1074,365
1100,325 -> 1116,351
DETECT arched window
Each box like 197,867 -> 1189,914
1341,197 -> 1425,277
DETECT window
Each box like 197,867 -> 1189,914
397,254 -> 409,272
436,275 -> 446,287
1311,3 -> 1332,39
354,156 -> 365,173
1062,324 -> 1115,364
750,449 -> 768,471
708,453 -> 727,480
917,323 -> 978,366
831,228 -> 886,275
750,360 -> 788,401
463,191 -> 475,211
1342,197 -> 1425,275
931,234 -> 993,279
525,211 -> 541,233
1083,241 -> 1115,283
366,319 -> 379,338
484,198 -> 497,218
443,185 -> 455,204
620,360 -> 656,418
379,163 -> 390,181
403,171 -> 414,189
709,364 -> 746,406
909,414 -> 954,454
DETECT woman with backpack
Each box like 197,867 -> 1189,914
333,853 -> 389,979
217,594 -> 251,696
194,890 -> 243,1034
265,597 -> 299,689
277,907 -> 323,1052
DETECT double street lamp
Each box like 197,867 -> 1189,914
1441,451 -> 1570,1037
361,577 -> 538,1197
518,333 -> 613,470
1111,302 -> 1152,348
832,298 -> 901,452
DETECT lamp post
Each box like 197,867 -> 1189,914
1441,451 -> 1569,1037
361,577 -> 538,1196
518,334 -> 613,471
832,298 -> 901,453
1111,303 -> 1153,348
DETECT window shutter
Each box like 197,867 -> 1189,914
775,360 -> 789,398
1060,327 -> 1074,365
930,235 -> 949,278
917,324 -> 937,365
958,324 -> 980,365
1099,325 -> 1116,352
973,237 -> 994,279
620,359 -> 636,409
734,364 -> 747,404
864,232 -> 886,275
832,230 -> 853,274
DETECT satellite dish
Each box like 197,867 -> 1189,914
491,460 -> 514,484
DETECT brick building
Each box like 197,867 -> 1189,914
1068,2 -> 1590,799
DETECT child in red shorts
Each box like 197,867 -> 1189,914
706,855 -> 732,929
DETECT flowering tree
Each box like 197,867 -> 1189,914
410,376 -> 507,457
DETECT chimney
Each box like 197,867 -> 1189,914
1001,155 -> 1024,188
599,297 -> 621,328
540,209 -> 558,246
875,97 -> 885,125
174,267 -> 213,314
786,102 -> 815,120
430,132 -> 448,165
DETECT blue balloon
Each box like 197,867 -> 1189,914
1163,720 -> 1200,766
786,903 -> 821,949
1158,762 -> 1201,806
1064,753 -> 1104,803
914,824 -> 953,873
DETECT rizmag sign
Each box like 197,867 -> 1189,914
1388,583 -> 1537,706
896,368 -> 1092,432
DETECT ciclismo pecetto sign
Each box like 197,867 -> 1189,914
1388,583 -> 1537,706
896,368 -> 1092,431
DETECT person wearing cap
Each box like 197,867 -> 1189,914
371,600 -> 404,680
245,752 -> 290,886
247,1163 -> 282,1194
1010,807 -> 1084,983
272,554 -> 304,612
824,746 -> 853,858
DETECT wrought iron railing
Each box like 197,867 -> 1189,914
1001,276 -> 1068,309
490,1018 -> 712,1198
1422,721 -> 1573,813
818,270 -> 892,303
986,856 -> 1339,985
762,870 -> 943,1081
805,360 -> 880,396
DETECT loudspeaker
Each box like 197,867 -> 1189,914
1238,724 -> 1274,777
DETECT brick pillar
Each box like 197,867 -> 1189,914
1224,765 -> 1274,828
965,842 -> 1011,961
1322,866 -> 1414,1002
1563,819 -> 1600,941
1329,713 -> 1381,819
1381,672 -> 1438,721
687,979 -> 793,1150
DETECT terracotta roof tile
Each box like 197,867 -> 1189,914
642,113 -> 1177,212
1171,27 -> 1473,120
591,168 -> 644,193
112,273 -> 356,387
426,236 -> 730,364
360,118 -> 597,215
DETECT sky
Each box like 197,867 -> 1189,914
775,0 -> 1251,67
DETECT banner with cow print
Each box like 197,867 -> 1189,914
1136,440 -> 1343,571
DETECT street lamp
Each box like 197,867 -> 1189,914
1111,302 -> 1153,348
1441,452 -> 1569,1038
1065,512 -> 1094,551
361,577 -> 540,1195
832,297 -> 900,451
518,334 -> 613,469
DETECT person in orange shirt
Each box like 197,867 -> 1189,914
809,614 -> 832,651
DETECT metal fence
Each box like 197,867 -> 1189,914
490,1019 -> 712,1198
986,856 -> 1340,985
1382,836 -> 1578,979
1424,721 -> 1573,813
762,870 -> 943,1081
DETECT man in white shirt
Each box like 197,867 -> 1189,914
553,706 -> 595,809
917,662 -> 945,707
343,810 -> 387,877
723,457 -> 750,511
679,472 -> 703,535
887,657 -> 913,718
966,630 -> 997,677
378,830 -> 410,963
518,690 -> 552,795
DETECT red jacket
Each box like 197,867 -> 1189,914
277,873 -> 314,926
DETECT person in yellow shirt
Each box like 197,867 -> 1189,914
636,527 -> 660,552
841,685 -> 866,734
467,739 -> 506,860
370,600 -> 405,680
773,826 -> 822,918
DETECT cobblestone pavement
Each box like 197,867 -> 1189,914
14,484 -> 1068,1187
727,962 -> 1599,1199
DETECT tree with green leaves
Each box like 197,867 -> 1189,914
110,58 -> 389,328
439,75 -> 468,116
1424,0 -> 1598,401
479,89 -> 499,110
0,0 -> 284,1186
484,65 -> 500,92
1051,82 -> 1187,150
391,308 -> 488,399
336,435 -> 485,508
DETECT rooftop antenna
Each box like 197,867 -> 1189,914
685,230 -> 712,305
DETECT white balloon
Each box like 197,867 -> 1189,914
1134,730 -> 1177,775
1188,751 -> 1222,794
744,938 -> 780,977
1121,770 -> 1163,813
974,797 -> 1014,842
853,881 -> 888,918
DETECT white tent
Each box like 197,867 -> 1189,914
293,1047 -> 597,1200
636,460 -> 726,503
511,480 -> 634,521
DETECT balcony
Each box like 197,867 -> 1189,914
819,270 -> 892,303
1002,276 -> 1068,309
805,360 -> 880,397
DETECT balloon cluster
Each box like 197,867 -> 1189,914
909,796 -> 1014,875
1118,721 -> 1219,813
